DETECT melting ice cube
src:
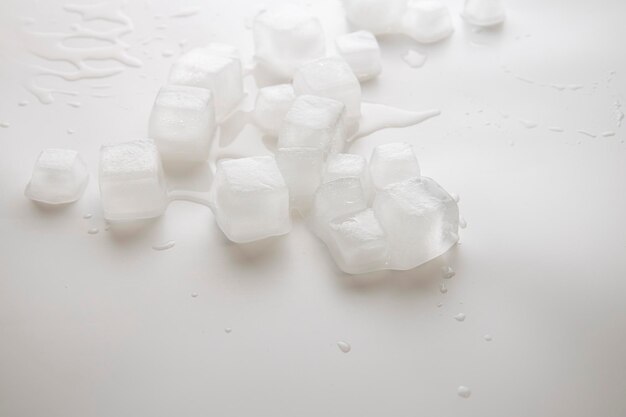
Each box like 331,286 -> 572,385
335,31 -> 382,82
402,0 -> 454,44
341,0 -> 407,35
25,148 -> 89,204
369,142 -> 420,190
252,84 -> 295,136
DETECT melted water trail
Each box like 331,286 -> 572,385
170,7 -> 200,18
577,130 -> 597,138
21,2 -> 141,104
152,240 -> 176,251
351,103 -> 441,141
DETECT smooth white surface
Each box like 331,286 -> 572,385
1,0 -> 625,416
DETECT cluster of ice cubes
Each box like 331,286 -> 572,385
308,143 -> 459,274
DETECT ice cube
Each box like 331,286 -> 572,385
168,43 -> 243,118
462,0 -> 506,27
369,142 -> 420,190
402,0 -> 454,44
292,57 -> 362,126
148,85 -> 216,162
335,31 -> 382,82
373,177 -> 459,270
211,156 -> 291,243
99,139 -> 168,221
323,153 -> 371,198
253,5 -> 326,80
309,177 -> 367,241
252,84 -> 295,136
342,0 -> 407,35
276,147 -> 325,212
278,95 -> 347,154
326,209 -> 390,274
25,148 -> 89,204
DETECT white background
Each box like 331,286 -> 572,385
1,0 -> 625,416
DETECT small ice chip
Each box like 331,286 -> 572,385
462,0 -> 506,27
402,0 -> 454,44
335,31 -> 382,82
253,5 -> 326,80
25,148 -> 89,204
252,84 -> 295,136
369,142 -> 420,190
168,43 -> 244,118
210,156 -> 291,243
99,139 -> 169,221
148,85 -> 216,162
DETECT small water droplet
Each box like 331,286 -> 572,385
519,119 -> 538,129
67,128 -> 76,134
484,334 -> 493,341
224,327 -> 232,334
577,129 -> 597,138
191,292 -> 198,298
454,313 -> 466,322
161,49 -> 175,58
459,217 -> 467,229
83,213 -> 93,219
337,341 -> 351,353
0,122 -> 10,128
500,111 -> 510,119
548,126 -> 564,133
601,131 -> 616,137
437,302 -> 443,308
18,100 -> 29,107
402,49 -> 427,68
457,386 -> 471,398
441,266 -> 456,279
152,240 -> 175,251
87,227 -> 99,234
440,282 -> 448,294
67,101 -> 82,108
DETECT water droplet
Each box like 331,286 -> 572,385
483,334 -> 493,341
441,266 -> 456,279
87,227 -> 99,234
224,327 -> 232,334
602,131 -> 616,137
152,240 -> 175,251
457,386 -> 471,398
402,49 -> 427,68
499,111 -> 510,119
161,49 -> 175,58
170,7 -> 200,18
337,341 -> 351,353
67,128 -> 75,134
577,129 -> 597,138
437,302 -> 443,308
18,100 -> 29,106
548,126 -> 564,132
191,292 -> 198,298
67,101 -> 82,108
0,122 -> 10,128
440,282 -> 448,294
83,213 -> 93,219
459,217 -> 467,229
454,313 -> 466,322
519,119 -> 538,129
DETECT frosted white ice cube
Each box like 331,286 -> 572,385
253,5 -> 326,80
369,142 -> 420,190
276,147 -> 325,212
278,95 -> 346,154
323,153 -> 371,198
335,31 -> 382,82
168,43 -> 243,118
25,149 -> 89,204
309,177 -> 367,241
99,139 -> 168,221
252,84 -> 295,136
211,156 -> 291,243
148,85 -> 216,162
462,0 -> 506,27
402,0 -> 454,44
342,0 -> 407,35
326,209 -> 390,274
373,177 -> 459,270
292,57 -> 362,125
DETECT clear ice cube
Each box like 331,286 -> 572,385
309,177 -> 367,241
211,156 -> 291,243
252,84 -> 295,136
168,43 -> 243,118
323,153 -> 371,198
369,142 -> 420,190
373,177 -> 459,270
292,57 -> 362,126
342,0 -> 407,35
278,95 -> 347,154
25,148 -> 89,204
253,5 -> 326,80
335,31 -> 382,82
99,139 -> 168,221
402,0 -> 454,44
326,209 -> 390,274
148,85 -> 216,162
276,147 -> 325,212
462,0 -> 506,27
